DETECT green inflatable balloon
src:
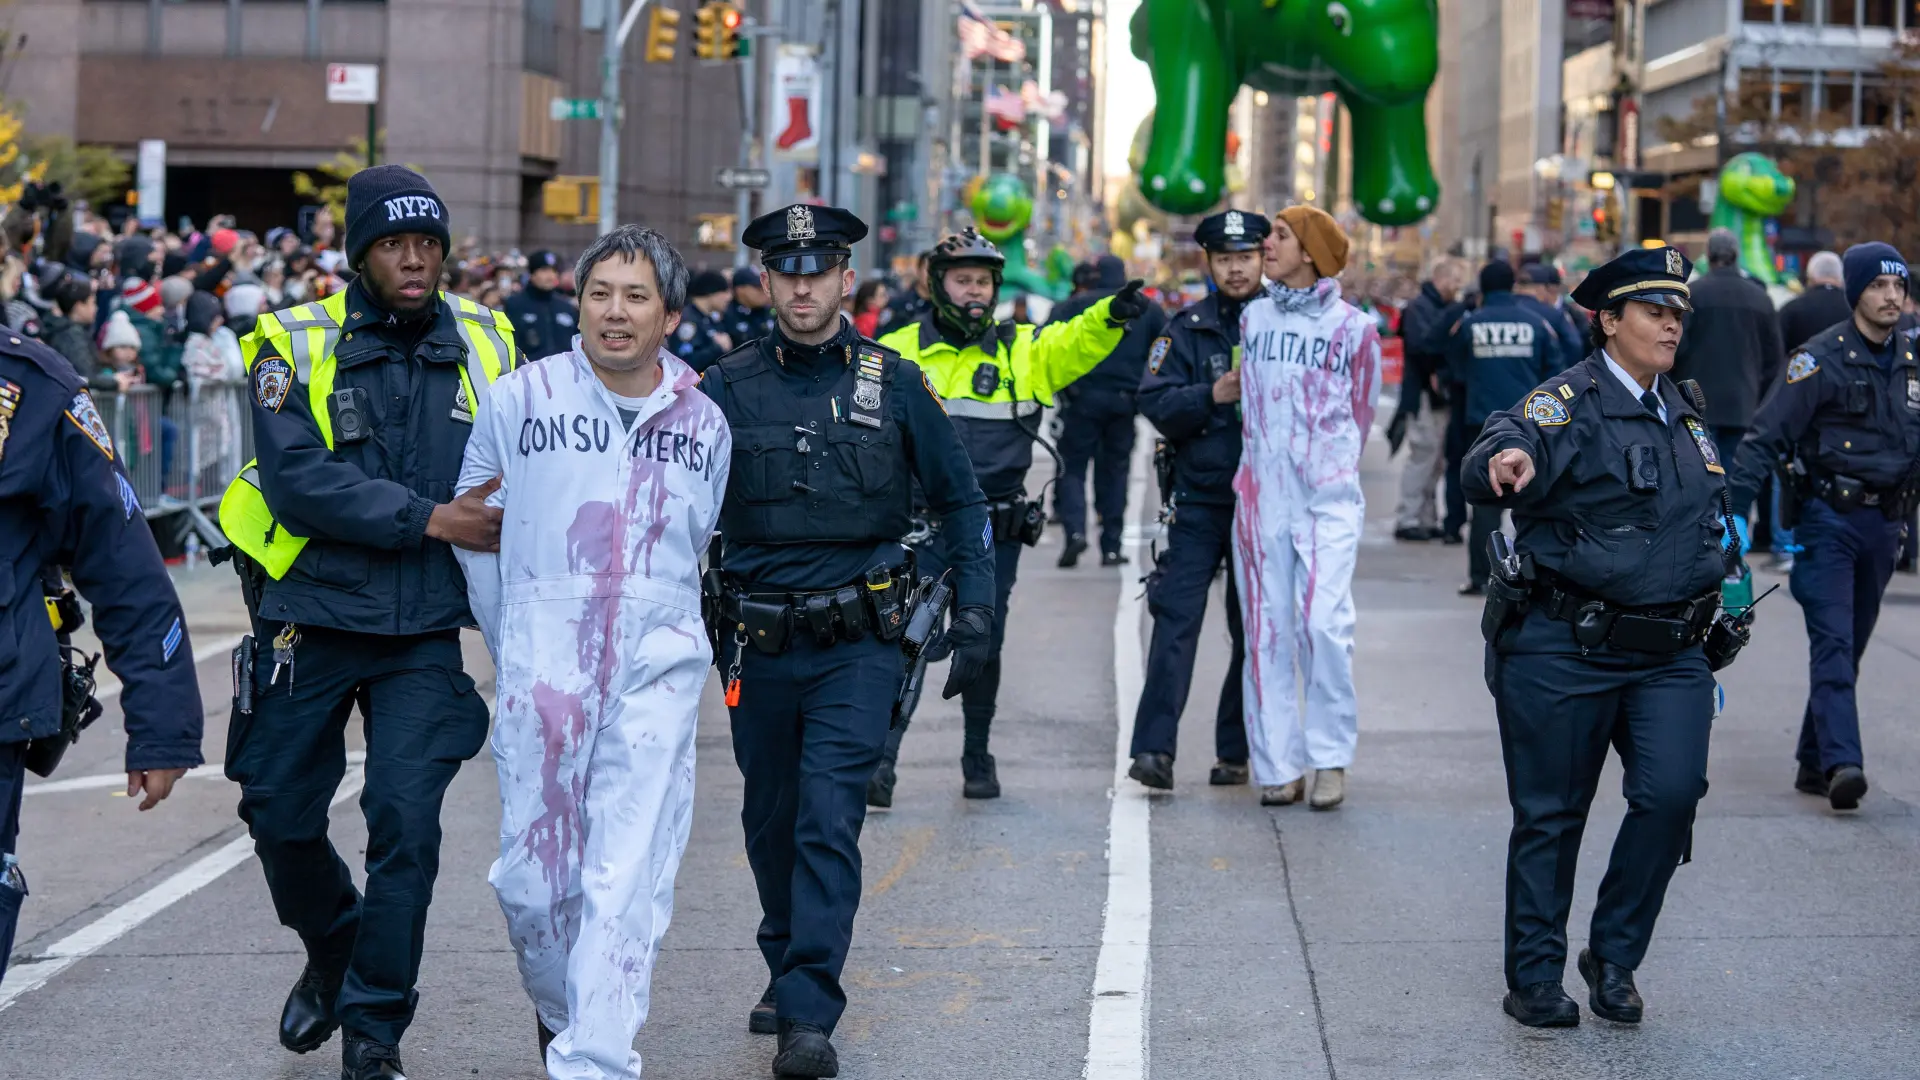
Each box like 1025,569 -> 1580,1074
1130,0 -> 1440,226
1709,152 -> 1795,287
970,173 -> 1074,301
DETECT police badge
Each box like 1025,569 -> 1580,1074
786,205 -> 816,242
0,378 -> 18,464
66,391 -> 115,459
1523,390 -> 1571,427
254,356 -> 294,412
854,377 -> 883,411
451,378 -> 474,423
1223,211 -> 1245,238
1907,373 -> 1919,410
1665,247 -> 1684,276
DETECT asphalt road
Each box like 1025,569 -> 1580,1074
5,422 -> 1919,1078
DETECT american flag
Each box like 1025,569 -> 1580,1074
984,85 -> 1027,124
958,3 -> 1026,63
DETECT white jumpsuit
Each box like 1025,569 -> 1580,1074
1232,280 -> 1381,787
455,345 -> 730,1080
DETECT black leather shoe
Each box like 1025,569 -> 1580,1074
1578,949 -> 1643,1023
866,761 -> 896,809
341,1034 -> 407,1080
773,1020 -> 839,1077
1058,534 -> 1088,568
749,980 -> 778,1034
1209,759 -> 1250,786
1101,550 -> 1129,567
1393,526 -> 1440,542
1827,765 -> 1868,810
537,1012 -> 557,1060
1794,764 -> 1827,796
1441,531 -> 1464,546
961,753 -> 1000,799
1502,980 -> 1579,1028
280,963 -> 342,1054
1128,752 -> 1174,790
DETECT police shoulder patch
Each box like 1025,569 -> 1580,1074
677,322 -> 698,342
921,369 -> 947,414
1148,336 -> 1171,374
66,391 -> 115,459
254,356 -> 294,412
1683,416 -> 1725,474
1786,352 -> 1819,383
1523,390 -> 1571,427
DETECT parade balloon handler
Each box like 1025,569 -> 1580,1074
454,225 -> 729,1080
1127,209 -> 1267,792
213,165 -> 519,1080
1232,206 -> 1380,811
697,204 -> 995,1078
1466,245 -> 1749,1028
1725,242 -> 1920,811
0,333 -> 205,986
872,227 -> 1151,803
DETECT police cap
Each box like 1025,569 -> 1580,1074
1519,261 -> 1562,286
528,249 -> 562,272
742,204 -> 868,275
1570,246 -> 1693,312
1194,208 -> 1271,252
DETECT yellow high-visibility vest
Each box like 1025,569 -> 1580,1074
218,290 -> 516,579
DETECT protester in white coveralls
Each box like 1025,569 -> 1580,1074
1234,205 -> 1381,810
453,226 -> 730,1080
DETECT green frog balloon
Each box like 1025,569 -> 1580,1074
970,172 -> 1076,301
1131,0 -> 1441,225
1709,152 -> 1795,287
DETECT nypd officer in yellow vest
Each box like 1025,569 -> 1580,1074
218,166 -> 519,1080
869,228 -> 1149,802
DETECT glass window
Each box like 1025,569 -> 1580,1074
1826,0 -> 1856,25
1823,71 -> 1857,125
1744,0 -> 1777,20
1782,0 -> 1815,22
1866,0 -> 1896,23
1779,72 -> 1809,122
1862,77 -> 1894,127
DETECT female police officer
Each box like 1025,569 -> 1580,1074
1464,246 -> 1742,1028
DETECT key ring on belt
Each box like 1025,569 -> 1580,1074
723,626 -> 748,706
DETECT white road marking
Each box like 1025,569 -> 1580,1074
24,752 -> 367,797
0,762 -> 368,1012
1085,426 -> 1155,1080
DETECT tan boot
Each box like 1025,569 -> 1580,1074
1259,779 -> 1303,806
1309,768 -> 1346,810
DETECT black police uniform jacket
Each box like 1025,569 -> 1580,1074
724,300 -> 775,346
1447,292 -> 1561,426
503,285 -> 578,361
1726,322 -> 1920,511
1137,292 -> 1244,506
672,305 -> 731,374
251,282 -> 509,635
0,338 -> 204,769
1464,353 -> 1732,608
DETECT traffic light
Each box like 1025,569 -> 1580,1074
719,3 -> 746,58
644,5 -> 681,64
694,2 -> 744,60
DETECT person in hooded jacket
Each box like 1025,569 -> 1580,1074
1048,253 -> 1168,566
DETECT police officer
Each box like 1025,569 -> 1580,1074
673,269 -> 736,372
1515,261 -> 1586,371
216,166 -> 519,1080
0,334 -> 203,985
1449,260 -> 1559,595
698,204 -> 996,1078
1726,242 -> 1920,810
1126,209 -> 1261,790
726,264 -> 776,344
1466,246 -> 1738,1028
1050,253 -> 1168,567
872,228 -> 1150,800
503,248 -> 578,359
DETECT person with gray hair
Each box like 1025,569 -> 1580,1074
455,222 -> 730,1078
1671,229 -> 1785,465
1780,249 -> 1852,352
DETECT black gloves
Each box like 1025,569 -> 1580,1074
941,605 -> 995,699
1106,279 -> 1150,325
1385,410 -> 1410,456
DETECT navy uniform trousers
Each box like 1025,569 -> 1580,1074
1488,609 -> 1712,991
1054,386 -> 1138,556
0,742 -> 25,981
730,631 -> 904,1034
904,533 -> 1022,757
1130,501 -> 1247,763
1790,499 -> 1904,773
227,624 -> 490,1046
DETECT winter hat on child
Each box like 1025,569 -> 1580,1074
102,309 -> 142,351
121,278 -> 162,316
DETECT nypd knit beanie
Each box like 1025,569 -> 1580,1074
1842,241 -> 1907,310
343,165 -> 451,269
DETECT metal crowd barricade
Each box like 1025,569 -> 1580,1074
93,379 -> 248,548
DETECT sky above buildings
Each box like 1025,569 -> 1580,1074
1102,0 -> 1152,183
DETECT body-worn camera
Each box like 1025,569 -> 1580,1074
971,362 -> 1001,398
1625,444 -> 1661,493
329,386 -> 373,444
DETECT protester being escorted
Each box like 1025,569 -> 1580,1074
1725,242 -> 1920,812
1390,257 -> 1469,541
726,264 -> 776,343
1515,262 -> 1586,371
454,226 -> 727,1080
0,333 -> 204,985
1671,228 -> 1785,467
672,269 -> 735,372
1234,205 -> 1381,810
697,205 -> 995,1078
1049,253 -> 1169,567
1447,260 -> 1558,595
1465,245 -> 1736,1029
215,166 -> 521,1080
873,227 -> 1149,802
1126,209 -> 1264,791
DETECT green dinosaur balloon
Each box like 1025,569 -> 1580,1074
1130,0 -> 1440,225
1709,152 -> 1795,286
969,172 -> 1073,301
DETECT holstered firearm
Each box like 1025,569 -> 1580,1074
1152,438 -> 1175,510
1480,532 -> 1533,645
892,572 -> 952,731
1776,457 -> 1807,529
208,543 -> 266,621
